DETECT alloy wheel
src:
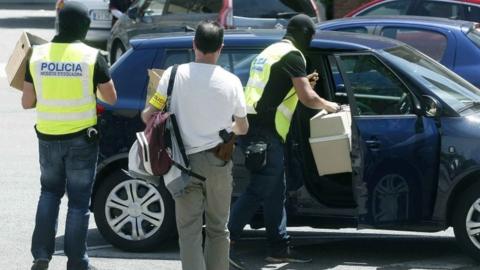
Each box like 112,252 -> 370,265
466,198 -> 480,250
105,179 -> 165,241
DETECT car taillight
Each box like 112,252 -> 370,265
96,103 -> 105,116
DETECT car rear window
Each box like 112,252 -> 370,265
380,27 -> 447,61
233,0 -> 316,18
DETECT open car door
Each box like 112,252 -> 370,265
329,52 -> 441,227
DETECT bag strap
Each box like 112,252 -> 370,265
165,64 -> 178,111
164,64 -> 196,173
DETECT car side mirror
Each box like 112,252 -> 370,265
127,7 -> 138,20
423,95 -> 442,118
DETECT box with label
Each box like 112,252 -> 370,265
5,32 -> 48,91
145,69 -> 164,108
309,134 -> 352,176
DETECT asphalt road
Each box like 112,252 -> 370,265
0,4 -> 479,270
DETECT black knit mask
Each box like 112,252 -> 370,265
283,14 -> 315,54
57,2 -> 91,42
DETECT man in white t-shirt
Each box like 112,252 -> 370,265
141,21 -> 249,270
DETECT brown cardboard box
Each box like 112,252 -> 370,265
309,135 -> 352,176
5,32 -> 48,91
310,108 -> 351,138
145,69 -> 164,108
309,107 -> 352,176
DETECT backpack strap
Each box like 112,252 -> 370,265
165,64 -> 204,180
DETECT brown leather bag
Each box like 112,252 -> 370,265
213,135 -> 237,162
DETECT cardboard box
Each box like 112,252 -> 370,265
145,69 -> 164,108
5,32 -> 48,91
309,134 -> 352,176
310,108 -> 352,138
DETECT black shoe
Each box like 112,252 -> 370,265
265,247 -> 312,263
31,260 -> 49,270
229,245 -> 245,270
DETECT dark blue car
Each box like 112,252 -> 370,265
92,29 -> 480,260
317,16 -> 480,88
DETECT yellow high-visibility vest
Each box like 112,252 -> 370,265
30,43 -> 98,135
245,40 -> 306,141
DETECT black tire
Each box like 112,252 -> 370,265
453,181 -> 480,261
93,169 -> 176,251
110,41 -> 126,64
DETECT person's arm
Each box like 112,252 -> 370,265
22,81 -> 36,109
283,52 -> 339,113
232,116 -> 248,135
141,104 -> 160,124
94,53 -> 117,105
292,76 -> 339,113
97,80 -> 117,105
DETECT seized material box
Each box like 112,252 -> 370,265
309,134 -> 352,176
309,108 -> 352,176
5,32 -> 48,91
146,69 -> 164,108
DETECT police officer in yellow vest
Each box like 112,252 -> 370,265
21,3 -> 117,270
228,14 -> 340,269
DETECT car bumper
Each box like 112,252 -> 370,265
86,28 -> 110,42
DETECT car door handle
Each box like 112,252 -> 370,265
365,139 -> 381,149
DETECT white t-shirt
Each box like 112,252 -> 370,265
155,62 -> 247,154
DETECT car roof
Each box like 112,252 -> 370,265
130,28 -> 403,52
346,0 -> 480,17
319,15 -> 476,31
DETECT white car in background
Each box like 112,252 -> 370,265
55,0 -> 112,44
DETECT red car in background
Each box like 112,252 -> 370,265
346,0 -> 480,21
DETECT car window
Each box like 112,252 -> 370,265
146,0 -> 166,15
380,27 -> 447,61
232,0 -> 316,18
165,0 -> 221,14
465,5 -> 480,21
330,54 -> 413,116
415,1 -> 462,19
381,46 -> 480,113
162,50 -> 193,67
467,26 -> 480,48
161,49 -> 260,86
332,26 -> 368,34
357,0 -> 409,16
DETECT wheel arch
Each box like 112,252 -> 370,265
92,153 -> 129,210
447,170 -> 480,226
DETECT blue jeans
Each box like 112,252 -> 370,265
228,125 -> 290,254
31,135 -> 98,270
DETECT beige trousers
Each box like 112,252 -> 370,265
174,151 -> 233,270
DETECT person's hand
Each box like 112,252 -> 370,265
323,101 -> 341,113
307,70 -> 319,88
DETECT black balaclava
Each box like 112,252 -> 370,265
56,2 -> 91,43
283,14 -> 315,54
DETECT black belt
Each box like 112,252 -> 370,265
35,125 -> 97,141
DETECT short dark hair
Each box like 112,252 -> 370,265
194,21 -> 224,54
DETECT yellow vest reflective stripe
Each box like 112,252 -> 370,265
30,43 -> 98,135
244,40 -> 306,141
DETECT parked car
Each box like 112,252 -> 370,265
92,29 -> 480,260
55,0 -> 112,43
345,0 -> 480,21
317,16 -> 480,88
107,0 -> 325,63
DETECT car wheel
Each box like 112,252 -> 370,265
110,42 -> 126,64
93,169 -> 176,251
453,181 -> 480,261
